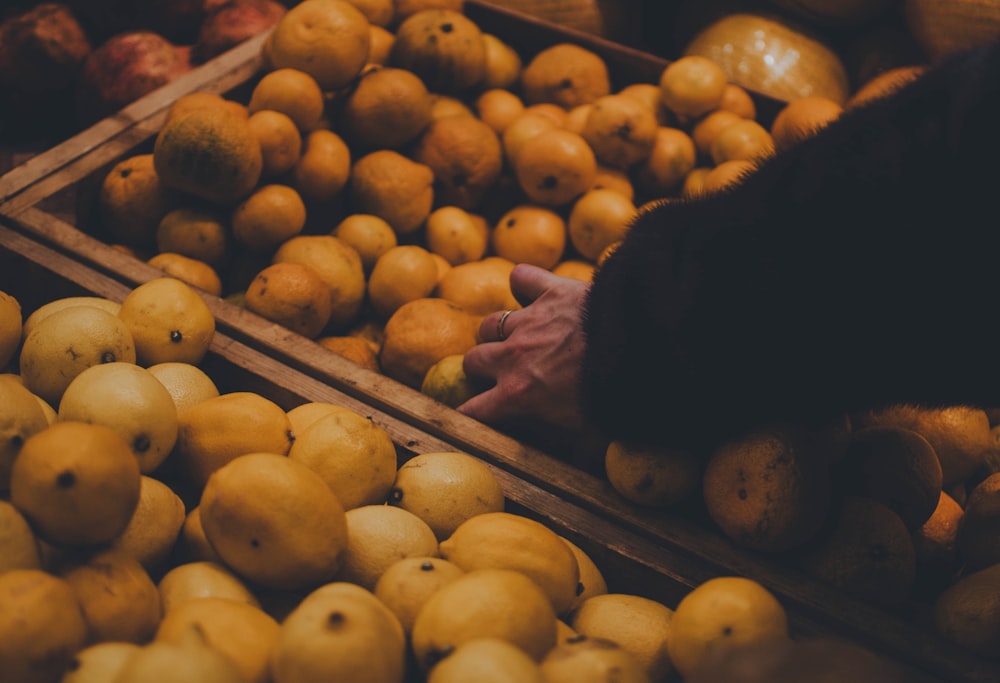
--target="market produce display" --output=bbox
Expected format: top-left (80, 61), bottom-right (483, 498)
top-left (3, 1), bottom-right (1000, 682)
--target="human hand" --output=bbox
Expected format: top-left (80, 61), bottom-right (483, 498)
top-left (457, 263), bottom-right (590, 430)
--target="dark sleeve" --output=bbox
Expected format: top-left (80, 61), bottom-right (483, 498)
top-left (579, 39), bottom-right (1000, 454)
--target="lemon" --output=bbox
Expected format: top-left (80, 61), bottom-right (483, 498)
top-left (62, 641), bottom-right (143, 683)
top-left (111, 474), bottom-right (186, 573)
top-left (0, 569), bottom-right (88, 683)
top-left (147, 361), bottom-right (220, 412)
top-left (199, 452), bottom-right (349, 590)
top-left (570, 593), bottom-right (674, 682)
top-left (0, 376), bottom-right (50, 493)
top-left (439, 511), bottom-right (580, 615)
top-left (58, 547), bottom-right (162, 645)
top-left (287, 408), bottom-right (397, 510)
top-left (10, 421), bottom-right (142, 546)
top-left (117, 277), bottom-right (216, 366)
top-left (0, 290), bottom-right (22, 369)
top-left (19, 296), bottom-right (121, 341)
top-left (420, 355), bottom-right (482, 409)
top-left (271, 581), bottom-right (407, 683)
top-left (541, 635), bottom-right (652, 683)
top-left (604, 439), bottom-right (703, 508)
top-left (336, 504), bottom-right (441, 590)
top-left (561, 536), bottom-right (608, 612)
top-left (115, 622), bottom-right (245, 683)
top-left (411, 568), bottom-right (558, 670)
top-left (372, 556), bottom-right (465, 635)
top-left (666, 576), bottom-right (789, 678)
top-left (285, 401), bottom-right (355, 435)
top-left (175, 391), bottom-right (294, 491)
top-left (155, 596), bottom-right (281, 683)
top-left (158, 561), bottom-right (261, 615)
top-left (178, 506), bottom-right (223, 564)
top-left (57, 361), bottom-right (179, 474)
top-left (0, 499), bottom-right (41, 572)
top-left (19, 304), bottom-right (136, 407)
top-left (389, 451), bottom-right (505, 541)
top-left (428, 638), bottom-right (547, 683)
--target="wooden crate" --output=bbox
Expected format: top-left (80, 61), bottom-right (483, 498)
top-left (0, 4), bottom-right (996, 682)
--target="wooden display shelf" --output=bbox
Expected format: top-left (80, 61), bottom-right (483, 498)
top-left (0, 3), bottom-right (995, 681)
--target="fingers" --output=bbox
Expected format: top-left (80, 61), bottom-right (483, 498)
top-left (509, 263), bottom-right (562, 307)
top-left (477, 308), bottom-right (518, 343)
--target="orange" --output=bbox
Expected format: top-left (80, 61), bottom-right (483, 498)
top-left (99, 153), bottom-right (175, 250)
top-left (247, 67), bottom-right (326, 132)
top-left (702, 425), bottom-right (832, 552)
top-left (411, 115), bottom-right (504, 210)
top-left (845, 65), bottom-right (925, 110)
top-left (913, 489), bottom-right (964, 594)
top-left (367, 23), bottom-right (395, 65)
top-left (604, 439), bottom-right (702, 508)
top-left (367, 245), bottom-right (440, 320)
top-left (681, 166), bottom-right (713, 197)
top-left (347, 0), bottom-right (394, 26)
top-left (513, 128), bottom-right (598, 207)
top-left (267, 0), bottom-right (371, 91)
top-left (317, 335), bottom-right (381, 372)
top-left (291, 129), bottom-right (352, 203)
top-left (147, 253), bottom-right (223, 297)
top-left (567, 188), bottom-right (636, 262)
top-left (164, 92), bottom-right (248, 127)
top-left (338, 65), bottom-right (433, 150)
top-left (155, 206), bottom-right (229, 269)
top-left (580, 94), bottom-right (658, 169)
top-left (424, 205), bottom-right (489, 266)
top-left (429, 93), bottom-right (475, 120)
top-left (379, 297), bottom-right (481, 389)
top-left (500, 110), bottom-right (559, 165)
top-left (667, 576), bottom-right (789, 678)
top-left (481, 32), bottom-right (522, 90)
top-left (244, 261), bottom-right (334, 339)
top-left (617, 81), bottom-right (673, 125)
top-left (491, 204), bottom-right (567, 270)
top-left (247, 109), bottom-right (302, 177)
top-left (933, 563), bottom-right (1000, 659)
top-left (709, 118), bottom-right (775, 164)
top-left (348, 149), bottom-right (436, 235)
top-left (153, 106), bottom-right (263, 205)
top-left (590, 164), bottom-right (635, 201)
top-left (956, 472), bottom-right (1000, 571)
top-left (435, 256), bottom-right (519, 316)
top-left (633, 126), bottom-right (697, 197)
top-left (551, 259), bottom-right (595, 282)
top-left (770, 95), bottom-right (843, 150)
top-left (475, 87), bottom-right (525, 134)
top-left (691, 109), bottom-right (743, 159)
top-left (658, 55), bottom-right (728, 120)
top-left (717, 82), bottom-right (757, 118)
top-left (230, 183), bottom-right (307, 252)
top-left (525, 102), bottom-right (568, 127)
top-left (272, 234), bottom-right (366, 331)
top-left (331, 213), bottom-right (398, 273)
top-left (520, 42), bottom-right (611, 108)
top-left (799, 496), bottom-right (916, 606)
top-left (390, 8), bottom-right (486, 93)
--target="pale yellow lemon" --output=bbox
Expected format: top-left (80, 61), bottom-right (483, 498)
top-left (118, 277), bottom-right (215, 366)
top-left (147, 361), bottom-right (220, 413)
top-left (429, 638), bottom-right (547, 683)
top-left (111, 474), bottom-right (187, 573)
top-left (373, 556), bottom-right (465, 635)
top-left (158, 561), bottom-right (261, 615)
top-left (0, 377), bottom-right (50, 493)
top-left (336, 504), bottom-right (441, 590)
top-left (0, 499), bottom-right (42, 572)
top-left (62, 642), bottom-right (142, 683)
top-left (0, 290), bottom-right (21, 369)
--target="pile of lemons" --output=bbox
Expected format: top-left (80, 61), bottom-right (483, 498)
top-left (0, 283), bottom-right (826, 683)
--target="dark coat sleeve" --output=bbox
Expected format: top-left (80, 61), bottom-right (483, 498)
top-left (580, 39), bottom-right (1000, 454)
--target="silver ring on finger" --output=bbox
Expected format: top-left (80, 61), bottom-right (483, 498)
top-left (497, 309), bottom-right (514, 341)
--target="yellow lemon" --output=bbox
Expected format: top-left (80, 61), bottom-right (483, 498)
top-left (19, 304), bottom-right (136, 407)
top-left (20, 296), bottom-right (120, 341)
top-left (411, 568), bottom-right (558, 670)
top-left (154, 596), bottom-right (280, 683)
top-left (118, 277), bottom-right (216, 366)
top-left (0, 290), bottom-right (21, 369)
top-left (0, 499), bottom-right (42, 572)
top-left (0, 376), bottom-right (50, 493)
top-left (272, 234), bottom-right (367, 331)
top-left (57, 361), bottom-right (179, 474)
top-left (158, 561), bottom-right (261, 615)
top-left (429, 638), bottom-right (547, 683)
top-left (541, 635), bottom-right (652, 683)
top-left (287, 408), bottom-right (397, 510)
top-left (115, 624), bottom-right (244, 683)
top-left (146, 361), bottom-right (220, 413)
top-left (174, 391), bottom-right (294, 491)
top-left (111, 474), bottom-right (187, 573)
top-left (62, 642), bottom-right (142, 683)
top-left (285, 401), bottom-right (355, 435)
top-left (372, 556), bottom-right (465, 635)
top-left (570, 593), bottom-right (674, 682)
top-left (666, 576), bottom-right (789, 678)
top-left (561, 536), bottom-right (608, 612)
top-left (439, 511), bottom-right (580, 616)
top-left (199, 453), bottom-right (349, 590)
top-left (336, 504), bottom-right (441, 590)
top-left (57, 547), bottom-right (162, 645)
top-left (0, 569), bottom-right (88, 683)
top-left (420, 354), bottom-right (482, 409)
top-left (389, 450), bottom-right (505, 541)
top-left (271, 581), bottom-right (406, 683)
top-left (10, 421), bottom-right (141, 547)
